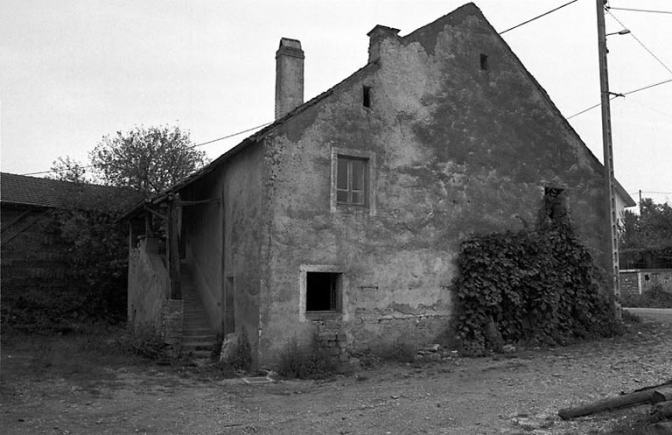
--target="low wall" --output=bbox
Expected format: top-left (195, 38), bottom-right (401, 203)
top-left (620, 269), bottom-right (672, 296)
top-left (128, 238), bottom-right (183, 355)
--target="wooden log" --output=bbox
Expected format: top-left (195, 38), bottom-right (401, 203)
top-left (167, 197), bottom-right (181, 300)
top-left (649, 422), bottom-right (672, 435)
top-left (558, 390), bottom-right (656, 420)
top-left (652, 388), bottom-right (672, 404)
top-left (648, 401), bottom-right (672, 423)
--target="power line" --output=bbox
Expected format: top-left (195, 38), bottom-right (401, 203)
top-left (629, 97), bottom-right (672, 120)
top-left (567, 78), bottom-right (672, 119)
top-left (606, 9), bottom-right (672, 76)
top-left (499, 0), bottom-right (579, 34)
top-left (191, 121), bottom-right (272, 148)
top-left (623, 78), bottom-right (672, 96)
top-left (608, 7), bottom-right (672, 15)
top-left (20, 121), bottom-right (274, 177)
top-left (22, 165), bottom-right (93, 177)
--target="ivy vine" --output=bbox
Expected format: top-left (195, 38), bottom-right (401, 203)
top-left (452, 221), bottom-right (619, 356)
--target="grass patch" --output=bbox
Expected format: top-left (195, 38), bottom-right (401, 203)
top-left (1, 323), bottom-right (150, 383)
top-left (277, 335), bottom-right (340, 379)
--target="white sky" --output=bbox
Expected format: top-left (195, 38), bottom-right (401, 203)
top-left (1, 0), bottom-right (671, 204)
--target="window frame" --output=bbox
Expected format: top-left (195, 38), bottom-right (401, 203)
top-left (330, 147), bottom-right (376, 215)
top-left (336, 156), bottom-right (367, 206)
top-left (299, 265), bottom-right (349, 322)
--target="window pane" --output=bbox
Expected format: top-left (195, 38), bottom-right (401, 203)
top-left (351, 160), bottom-right (364, 190)
top-left (336, 190), bottom-right (348, 203)
top-left (337, 158), bottom-right (348, 190)
top-left (351, 191), bottom-right (364, 205)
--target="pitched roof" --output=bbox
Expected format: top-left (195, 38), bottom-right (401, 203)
top-left (124, 2), bottom-right (636, 215)
top-left (0, 172), bottom-right (142, 212)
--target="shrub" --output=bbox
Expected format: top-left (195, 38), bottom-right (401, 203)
top-left (383, 340), bottom-right (417, 364)
top-left (117, 326), bottom-right (168, 361)
top-left (277, 335), bottom-right (339, 379)
top-left (227, 328), bottom-right (252, 371)
top-left (452, 222), bottom-right (620, 355)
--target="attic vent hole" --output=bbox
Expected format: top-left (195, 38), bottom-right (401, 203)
top-left (363, 86), bottom-right (372, 108)
top-left (480, 53), bottom-right (489, 71)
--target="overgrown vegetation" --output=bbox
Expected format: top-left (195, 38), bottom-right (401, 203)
top-left (452, 217), bottom-right (620, 356)
top-left (51, 207), bottom-right (129, 324)
top-left (2, 194), bottom-right (132, 333)
top-left (223, 328), bottom-right (252, 371)
top-left (276, 335), bottom-right (340, 379)
top-left (621, 284), bottom-right (672, 308)
top-left (620, 199), bottom-right (672, 269)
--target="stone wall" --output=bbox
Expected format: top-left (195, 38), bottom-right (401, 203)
top-left (620, 269), bottom-right (672, 296)
top-left (127, 237), bottom-right (185, 355)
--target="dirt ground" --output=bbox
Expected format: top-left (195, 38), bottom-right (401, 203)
top-left (1, 320), bottom-right (671, 435)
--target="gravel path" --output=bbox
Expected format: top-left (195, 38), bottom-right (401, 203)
top-left (2, 320), bottom-right (671, 435)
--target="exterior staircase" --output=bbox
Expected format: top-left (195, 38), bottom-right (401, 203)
top-left (180, 265), bottom-right (217, 361)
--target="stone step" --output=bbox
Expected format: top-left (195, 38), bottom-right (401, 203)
top-left (182, 325), bottom-right (215, 337)
top-left (182, 336), bottom-right (215, 344)
top-left (182, 312), bottom-right (209, 318)
top-left (183, 318), bottom-right (210, 324)
top-left (182, 342), bottom-right (215, 351)
top-left (183, 349), bottom-right (212, 359)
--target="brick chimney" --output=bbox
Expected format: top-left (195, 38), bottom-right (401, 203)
top-left (367, 25), bottom-right (400, 63)
top-left (275, 38), bottom-right (304, 119)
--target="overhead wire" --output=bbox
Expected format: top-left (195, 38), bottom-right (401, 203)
top-left (606, 9), bottom-right (672, 76)
top-left (608, 7), bottom-right (672, 15)
top-left (190, 121), bottom-right (272, 148)
top-left (20, 121), bottom-right (274, 176)
top-left (18, 1), bottom-right (669, 177)
top-left (628, 98), bottom-right (672, 120)
top-left (499, 0), bottom-right (579, 34)
top-left (567, 78), bottom-right (672, 119)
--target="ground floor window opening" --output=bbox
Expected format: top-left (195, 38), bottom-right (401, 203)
top-left (306, 272), bottom-right (341, 312)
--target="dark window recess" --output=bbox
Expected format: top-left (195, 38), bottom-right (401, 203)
top-left (363, 86), bottom-right (372, 108)
top-left (480, 53), bottom-right (489, 71)
top-left (543, 187), bottom-right (568, 223)
top-left (337, 156), bottom-right (367, 205)
top-left (306, 272), bottom-right (340, 311)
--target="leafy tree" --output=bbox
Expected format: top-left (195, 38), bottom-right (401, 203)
top-left (620, 199), bottom-right (672, 249)
top-left (49, 156), bottom-right (90, 183)
top-left (89, 125), bottom-right (207, 196)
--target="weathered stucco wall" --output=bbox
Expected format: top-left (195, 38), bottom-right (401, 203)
top-left (181, 142), bottom-right (266, 363)
top-left (127, 238), bottom-right (170, 333)
top-left (222, 143), bottom-right (266, 363)
top-left (257, 4), bottom-right (608, 365)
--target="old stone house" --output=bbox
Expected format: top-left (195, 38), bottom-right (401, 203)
top-left (124, 3), bottom-right (635, 367)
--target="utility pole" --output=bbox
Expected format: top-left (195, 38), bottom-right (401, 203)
top-left (595, 0), bottom-right (621, 320)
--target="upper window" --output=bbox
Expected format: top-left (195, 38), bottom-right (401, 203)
top-left (362, 86), bottom-right (372, 108)
top-left (541, 187), bottom-right (568, 225)
top-left (337, 156), bottom-right (367, 205)
top-left (330, 147), bottom-right (376, 215)
top-left (480, 53), bottom-right (489, 71)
